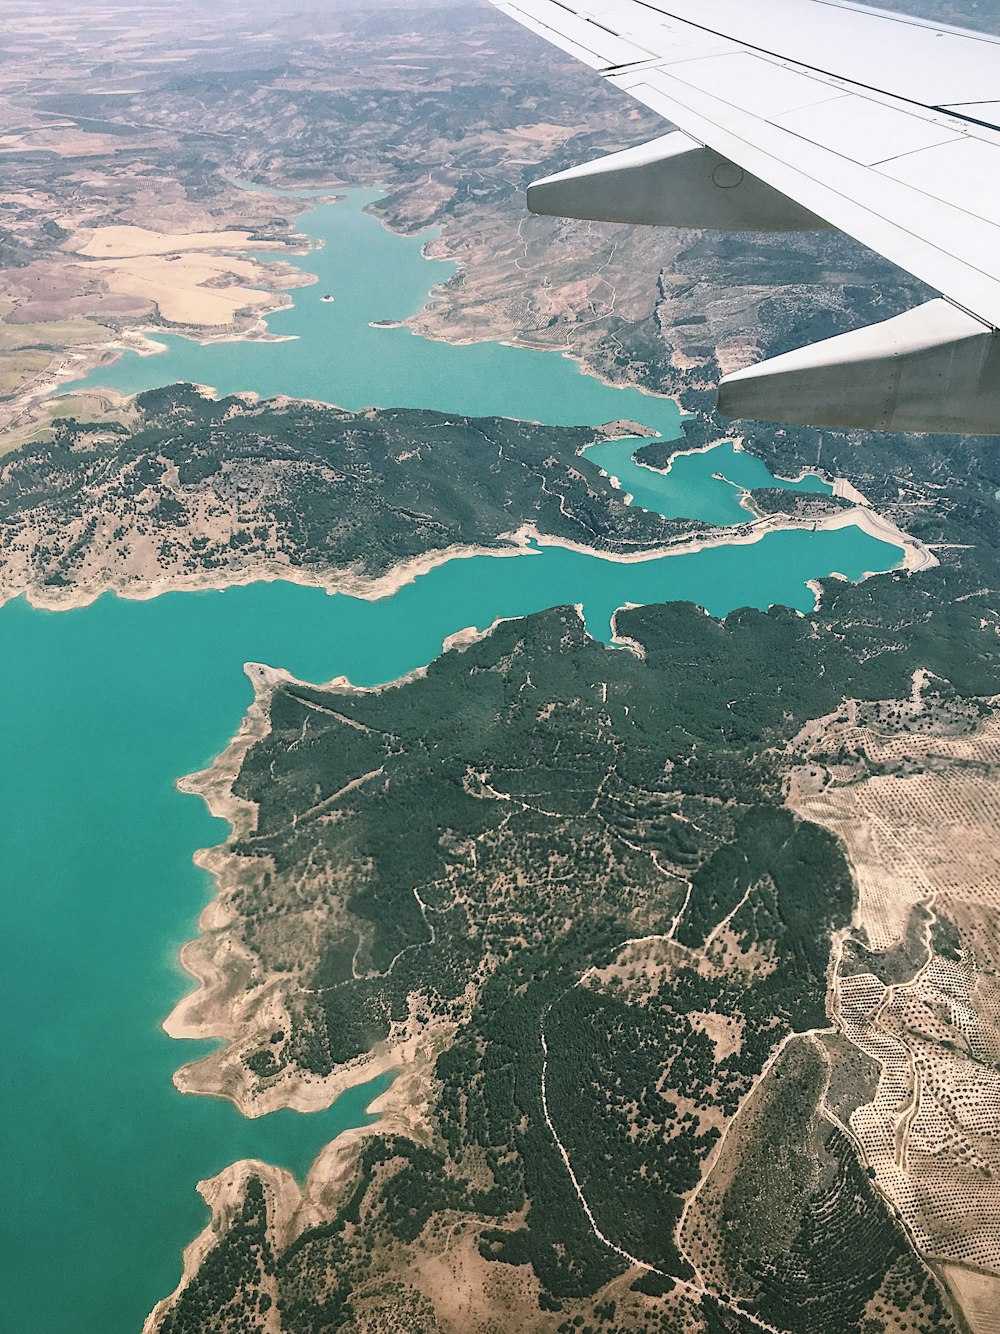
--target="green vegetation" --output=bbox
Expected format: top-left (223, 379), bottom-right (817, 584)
top-left (0, 383), bottom-right (690, 597)
top-left (7, 4), bottom-right (994, 1329)
top-left (177, 494), bottom-right (997, 1325)
top-left (21, 383), bottom-right (993, 1333)
top-left (744, 487), bottom-right (851, 520)
top-left (159, 1177), bottom-right (275, 1334)
top-left (689, 1038), bottom-right (953, 1334)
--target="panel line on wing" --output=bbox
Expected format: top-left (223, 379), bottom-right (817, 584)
top-left (624, 75), bottom-right (1000, 320)
top-left (627, 0), bottom-right (934, 108)
top-left (814, 0), bottom-right (1000, 45)
top-left (616, 0), bottom-right (1000, 114)
top-left (601, 58), bottom-right (659, 73)
top-left (935, 106), bottom-right (1000, 132)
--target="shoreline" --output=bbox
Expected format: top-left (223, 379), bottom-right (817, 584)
top-left (4, 534), bottom-right (535, 616)
top-left (33, 180), bottom-right (690, 443)
top-left (0, 215), bottom-right (322, 451)
top-left (6, 169), bottom-right (939, 1296)
top-left (2, 170), bottom-right (960, 1334)
top-left (3, 501), bottom-right (930, 621)
top-left (526, 502), bottom-right (931, 573)
top-left (141, 1029), bottom-right (443, 1333)
top-left (164, 659), bottom-right (466, 1119)
top-left (0, 293), bottom-right (305, 453)
top-left (2, 447), bottom-right (934, 617)
top-left (136, 476), bottom-right (934, 1318)
top-left (647, 433), bottom-right (830, 489)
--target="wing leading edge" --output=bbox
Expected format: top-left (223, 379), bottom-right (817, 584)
top-left (488, 0), bottom-right (1000, 435)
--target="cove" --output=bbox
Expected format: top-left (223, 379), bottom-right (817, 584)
top-left (68, 188), bottom-right (828, 528)
top-left (0, 574), bottom-right (393, 1334)
top-left (582, 437), bottom-right (832, 525)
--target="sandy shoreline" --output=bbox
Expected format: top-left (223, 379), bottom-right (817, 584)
top-left (136, 482), bottom-right (934, 1324)
top-left (526, 502), bottom-right (932, 573)
top-left (718, 435), bottom-right (833, 489)
top-left (6, 534), bottom-right (533, 615)
top-left (49, 179), bottom-right (691, 434)
top-left (4, 175), bottom-right (948, 1332)
top-left (141, 1026), bottom-right (443, 1332)
top-left (11, 174), bottom-right (937, 1307)
top-left (0, 294), bottom-right (306, 453)
top-left (0, 207), bottom-right (322, 452)
top-left (163, 657), bottom-right (467, 1121)
top-left (5, 487), bottom-right (934, 618)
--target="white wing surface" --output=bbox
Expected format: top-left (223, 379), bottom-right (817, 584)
top-left (487, 0), bottom-right (1000, 435)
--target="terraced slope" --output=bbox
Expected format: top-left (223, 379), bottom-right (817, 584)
top-left (789, 696), bottom-right (1000, 1325)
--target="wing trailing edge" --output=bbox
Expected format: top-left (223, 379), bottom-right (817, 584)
top-left (527, 132), bottom-right (829, 231)
top-left (719, 300), bottom-right (1000, 436)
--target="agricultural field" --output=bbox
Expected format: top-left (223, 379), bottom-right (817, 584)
top-left (789, 697), bottom-right (1000, 1325)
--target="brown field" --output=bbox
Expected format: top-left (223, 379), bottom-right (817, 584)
top-left (936, 1263), bottom-right (1000, 1334)
top-left (62, 227), bottom-right (289, 327)
top-left (789, 700), bottom-right (1000, 1286)
top-left (73, 254), bottom-right (278, 326)
top-left (66, 225), bottom-right (279, 259)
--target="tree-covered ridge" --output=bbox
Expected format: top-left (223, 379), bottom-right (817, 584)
top-left (159, 1176), bottom-right (277, 1334)
top-left (0, 383), bottom-right (689, 606)
top-left (226, 599), bottom-right (880, 1093)
top-left (161, 517), bottom-right (1000, 1329)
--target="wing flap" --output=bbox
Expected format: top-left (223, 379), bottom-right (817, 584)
top-left (665, 51), bottom-right (846, 118)
top-left (772, 95), bottom-right (959, 166)
top-left (880, 137), bottom-right (1000, 221)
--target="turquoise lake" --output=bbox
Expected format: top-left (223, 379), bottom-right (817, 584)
top-left (69, 188), bottom-right (829, 528)
top-left (2, 188), bottom-right (903, 1333)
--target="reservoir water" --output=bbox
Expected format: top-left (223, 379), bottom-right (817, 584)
top-left (2, 188), bottom-right (902, 1333)
top-left (70, 189), bottom-right (829, 528)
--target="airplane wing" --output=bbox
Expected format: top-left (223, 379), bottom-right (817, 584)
top-left (486, 0), bottom-right (1000, 435)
